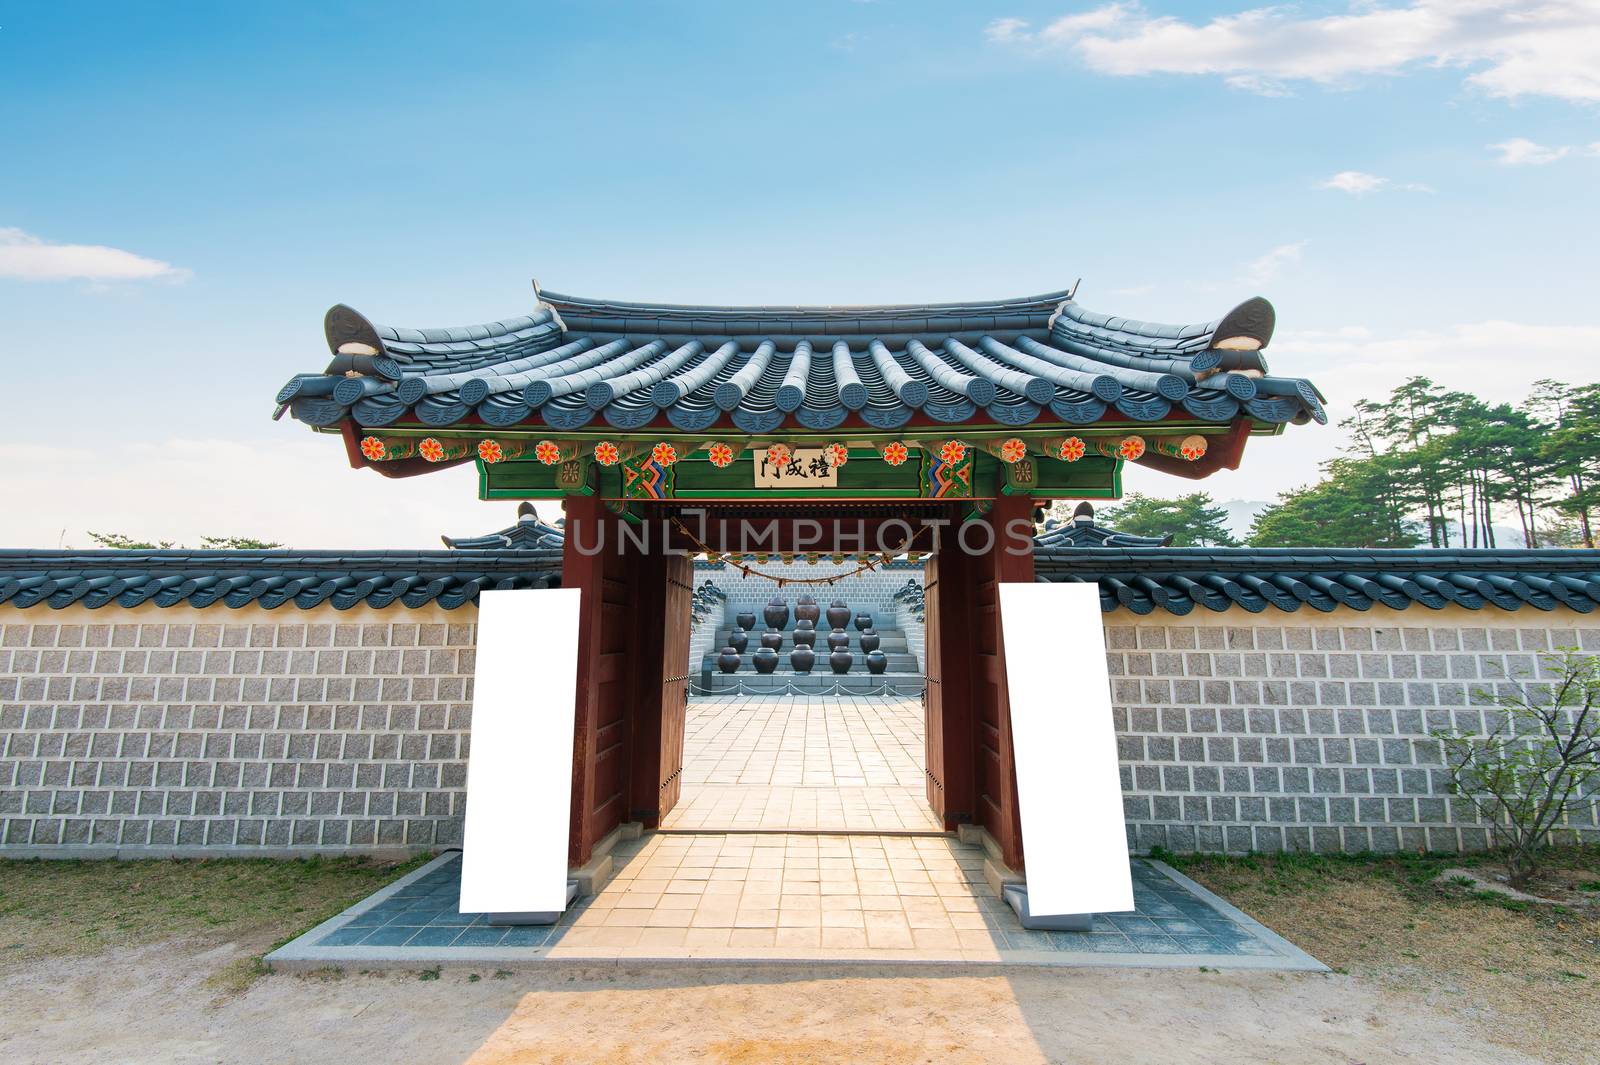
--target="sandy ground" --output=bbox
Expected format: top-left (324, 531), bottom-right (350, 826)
top-left (0, 937), bottom-right (1564, 1065)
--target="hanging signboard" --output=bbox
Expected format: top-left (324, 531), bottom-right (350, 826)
top-left (753, 448), bottom-right (839, 488)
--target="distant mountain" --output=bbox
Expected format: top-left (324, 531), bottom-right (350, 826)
top-left (1218, 500), bottom-right (1270, 540)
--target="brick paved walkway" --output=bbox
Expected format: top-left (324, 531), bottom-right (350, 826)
top-left (663, 693), bottom-right (939, 832)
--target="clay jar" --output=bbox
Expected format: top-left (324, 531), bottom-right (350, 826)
top-left (859, 629), bottom-right (880, 653)
top-left (727, 631), bottom-right (748, 654)
top-left (825, 601), bottom-right (851, 630)
top-left (717, 648), bottom-right (741, 674)
top-left (752, 648), bottom-right (779, 674)
top-left (791, 621), bottom-right (816, 647)
top-left (736, 611), bottom-right (757, 631)
top-left (829, 649), bottom-right (853, 674)
top-left (827, 630), bottom-right (851, 652)
top-left (795, 595), bottom-right (821, 625)
top-left (866, 650), bottom-right (888, 675)
top-left (760, 630), bottom-right (784, 651)
top-left (853, 612), bottom-right (873, 632)
top-left (763, 597), bottom-right (789, 630)
top-left (790, 646), bottom-right (816, 673)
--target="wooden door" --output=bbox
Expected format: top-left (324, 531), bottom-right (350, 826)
top-left (923, 554), bottom-right (948, 817)
top-left (656, 553), bottom-right (693, 819)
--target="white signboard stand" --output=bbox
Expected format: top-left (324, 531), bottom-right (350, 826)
top-left (998, 582), bottom-right (1134, 928)
top-left (459, 587), bottom-right (582, 923)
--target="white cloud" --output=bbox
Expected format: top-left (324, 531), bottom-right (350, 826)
top-left (1317, 170), bottom-right (1388, 194)
top-left (1241, 241), bottom-right (1305, 285)
top-left (1490, 136), bottom-right (1573, 164)
top-left (0, 227), bottom-right (191, 282)
top-left (1276, 320), bottom-right (1600, 420)
top-left (1127, 316), bottom-right (1600, 502)
top-left (988, 1), bottom-right (1600, 103)
top-left (1316, 170), bottom-right (1435, 193)
top-left (0, 436), bottom-right (504, 550)
top-left (985, 16), bottom-right (1030, 43)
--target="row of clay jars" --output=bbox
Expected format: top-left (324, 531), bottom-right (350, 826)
top-left (736, 599), bottom-right (863, 633)
top-left (715, 647), bottom-right (890, 674)
top-left (726, 625), bottom-right (878, 654)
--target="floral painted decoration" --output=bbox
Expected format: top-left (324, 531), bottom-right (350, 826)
top-left (824, 442), bottom-right (849, 468)
top-left (477, 439), bottom-right (504, 464)
top-left (1118, 436), bottom-right (1146, 461)
top-left (882, 441), bottom-right (909, 466)
top-left (593, 441), bottom-right (620, 466)
top-left (999, 438), bottom-right (1027, 463)
top-left (707, 442), bottom-right (735, 468)
top-left (939, 440), bottom-right (967, 465)
top-left (534, 440), bottom-right (562, 466)
top-left (1180, 437), bottom-right (1208, 461)
top-left (1057, 436), bottom-right (1086, 462)
top-left (766, 443), bottom-right (791, 467)
top-left (419, 437), bottom-right (445, 463)
top-left (652, 442), bottom-right (678, 467)
top-left (359, 436), bottom-right (387, 461)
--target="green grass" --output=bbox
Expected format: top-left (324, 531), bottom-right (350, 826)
top-left (1150, 844), bottom-right (1599, 908)
top-left (0, 854), bottom-right (429, 979)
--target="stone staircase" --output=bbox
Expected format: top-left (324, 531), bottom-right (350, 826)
top-left (695, 604), bottom-right (924, 694)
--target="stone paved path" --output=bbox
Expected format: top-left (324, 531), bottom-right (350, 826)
top-left (663, 693), bottom-right (938, 832)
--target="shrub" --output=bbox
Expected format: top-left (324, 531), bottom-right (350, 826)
top-left (1434, 647), bottom-right (1600, 887)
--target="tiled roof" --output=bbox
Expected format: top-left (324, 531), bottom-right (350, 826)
top-left (0, 549), bottom-right (561, 611)
top-left (440, 503), bottom-right (566, 550)
top-left (276, 284), bottom-right (1325, 434)
top-left (1034, 547), bottom-right (1600, 616)
top-left (1036, 503), bottom-right (1174, 548)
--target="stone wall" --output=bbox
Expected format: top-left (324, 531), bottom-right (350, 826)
top-left (1108, 607), bottom-right (1600, 854)
top-left (1, 603), bottom-right (476, 857)
top-left (7, 596), bottom-right (1598, 859)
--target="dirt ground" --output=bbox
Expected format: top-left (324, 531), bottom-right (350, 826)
top-left (0, 942), bottom-right (1567, 1065)
top-left (2, 854), bottom-right (1596, 1064)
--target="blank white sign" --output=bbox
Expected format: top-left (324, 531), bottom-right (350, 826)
top-left (459, 587), bottom-right (581, 915)
top-left (998, 582), bottom-right (1134, 916)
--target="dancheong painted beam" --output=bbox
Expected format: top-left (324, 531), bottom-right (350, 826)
top-left (271, 280), bottom-right (1324, 502)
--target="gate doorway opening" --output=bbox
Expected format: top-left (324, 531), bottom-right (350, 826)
top-left (559, 497), bottom-right (1034, 873)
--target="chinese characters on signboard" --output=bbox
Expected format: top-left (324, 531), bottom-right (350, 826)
top-left (754, 448), bottom-right (840, 488)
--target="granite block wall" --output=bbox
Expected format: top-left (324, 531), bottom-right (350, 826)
top-left (7, 599), bottom-right (1597, 859)
top-left (1108, 607), bottom-right (1600, 854)
top-left (0, 604), bottom-right (476, 857)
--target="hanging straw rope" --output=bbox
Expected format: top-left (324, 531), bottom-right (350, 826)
top-left (669, 517), bottom-right (931, 587)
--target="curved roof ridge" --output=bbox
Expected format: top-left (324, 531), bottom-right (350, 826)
top-left (535, 286), bottom-right (1075, 320)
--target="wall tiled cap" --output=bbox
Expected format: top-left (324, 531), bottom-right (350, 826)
top-left (0, 549), bottom-right (561, 611)
top-left (1037, 546), bottom-right (1600, 617)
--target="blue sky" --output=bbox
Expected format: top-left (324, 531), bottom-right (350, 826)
top-left (2, 1), bottom-right (1597, 546)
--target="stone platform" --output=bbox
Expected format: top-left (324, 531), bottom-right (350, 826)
top-left (265, 844), bottom-right (1323, 970)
